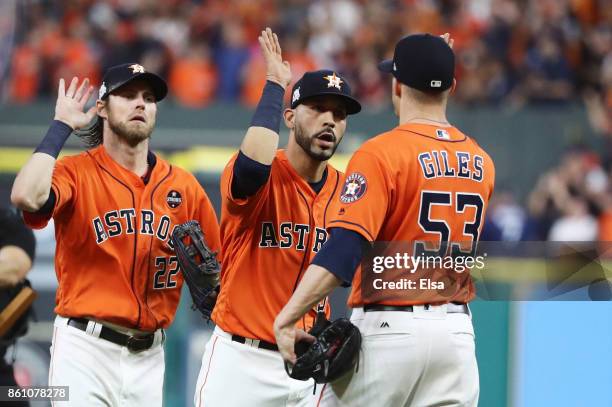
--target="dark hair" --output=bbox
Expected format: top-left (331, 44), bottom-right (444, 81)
top-left (75, 116), bottom-right (103, 148)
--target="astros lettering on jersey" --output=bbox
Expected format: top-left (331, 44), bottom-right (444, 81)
top-left (23, 145), bottom-right (221, 331)
top-left (213, 150), bottom-right (340, 343)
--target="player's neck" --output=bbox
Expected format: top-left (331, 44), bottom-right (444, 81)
top-left (398, 100), bottom-right (449, 126)
top-left (286, 143), bottom-right (327, 183)
top-left (103, 133), bottom-right (149, 177)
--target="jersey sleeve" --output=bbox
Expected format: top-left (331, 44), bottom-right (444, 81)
top-left (220, 152), bottom-right (271, 220)
top-left (23, 156), bottom-right (78, 229)
top-left (327, 149), bottom-right (391, 242)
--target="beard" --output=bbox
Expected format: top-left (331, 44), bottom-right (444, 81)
top-left (107, 112), bottom-right (155, 147)
top-left (294, 122), bottom-right (341, 162)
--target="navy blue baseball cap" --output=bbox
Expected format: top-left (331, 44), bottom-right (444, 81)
top-left (290, 69), bottom-right (361, 115)
top-left (98, 63), bottom-right (168, 101)
top-left (378, 34), bottom-right (455, 92)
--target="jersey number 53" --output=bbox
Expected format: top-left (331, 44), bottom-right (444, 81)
top-left (416, 190), bottom-right (484, 257)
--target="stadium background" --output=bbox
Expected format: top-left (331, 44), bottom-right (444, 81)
top-left (1, 0), bottom-right (612, 405)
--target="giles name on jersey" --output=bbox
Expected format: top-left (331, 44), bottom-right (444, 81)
top-left (418, 150), bottom-right (484, 181)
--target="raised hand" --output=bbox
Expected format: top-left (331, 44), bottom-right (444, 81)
top-left (440, 32), bottom-right (455, 49)
top-left (54, 77), bottom-right (97, 130)
top-left (258, 27), bottom-right (292, 89)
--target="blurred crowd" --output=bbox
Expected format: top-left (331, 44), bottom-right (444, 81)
top-left (3, 0), bottom-right (610, 114)
top-left (484, 145), bottom-right (612, 242)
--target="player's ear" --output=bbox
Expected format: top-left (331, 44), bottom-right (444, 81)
top-left (283, 108), bottom-right (295, 129)
top-left (450, 78), bottom-right (457, 94)
top-left (393, 78), bottom-right (401, 98)
top-left (97, 99), bottom-right (107, 120)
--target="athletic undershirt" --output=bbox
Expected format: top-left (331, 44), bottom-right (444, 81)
top-left (232, 151), bottom-right (329, 197)
top-left (311, 227), bottom-right (366, 285)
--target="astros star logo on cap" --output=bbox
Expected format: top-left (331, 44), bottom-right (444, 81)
top-left (324, 73), bottom-right (343, 90)
top-left (129, 64), bottom-right (145, 74)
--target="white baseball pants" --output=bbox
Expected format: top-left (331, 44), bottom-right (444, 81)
top-left (194, 326), bottom-right (319, 407)
top-left (317, 304), bottom-right (479, 407)
top-left (49, 315), bottom-right (165, 406)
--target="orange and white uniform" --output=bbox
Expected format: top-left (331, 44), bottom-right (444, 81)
top-left (317, 123), bottom-right (495, 407)
top-left (24, 145), bottom-right (220, 406)
top-left (195, 150), bottom-right (341, 406)
top-left (332, 123), bottom-right (494, 307)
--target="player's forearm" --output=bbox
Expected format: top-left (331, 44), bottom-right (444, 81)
top-left (240, 81), bottom-right (285, 165)
top-left (12, 120), bottom-right (72, 212)
top-left (240, 128), bottom-right (280, 165)
top-left (276, 265), bottom-right (342, 328)
top-left (11, 153), bottom-right (57, 212)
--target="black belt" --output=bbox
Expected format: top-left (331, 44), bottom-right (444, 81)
top-left (364, 302), bottom-right (469, 314)
top-left (231, 334), bottom-right (278, 351)
top-left (67, 317), bottom-right (156, 352)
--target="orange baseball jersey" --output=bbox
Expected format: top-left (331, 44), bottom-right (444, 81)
top-left (23, 145), bottom-right (221, 331)
top-left (328, 123), bottom-right (495, 307)
top-left (213, 150), bottom-right (339, 343)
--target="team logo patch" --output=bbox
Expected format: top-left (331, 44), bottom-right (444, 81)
top-left (166, 190), bottom-right (182, 208)
top-left (340, 173), bottom-right (367, 204)
top-left (99, 82), bottom-right (107, 99)
top-left (292, 87), bottom-right (300, 104)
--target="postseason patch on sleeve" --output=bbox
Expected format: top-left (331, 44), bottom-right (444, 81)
top-left (340, 173), bottom-right (367, 203)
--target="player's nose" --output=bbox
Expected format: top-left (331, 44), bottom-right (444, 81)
top-left (133, 92), bottom-right (147, 108)
top-left (319, 110), bottom-right (336, 127)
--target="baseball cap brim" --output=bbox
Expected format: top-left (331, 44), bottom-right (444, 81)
top-left (378, 59), bottom-right (394, 73)
top-left (107, 72), bottom-right (168, 102)
top-left (297, 92), bottom-right (362, 115)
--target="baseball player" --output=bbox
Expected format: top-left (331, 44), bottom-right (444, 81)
top-left (193, 28), bottom-right (361, 406)
top-left (275, 33), bottom-right (495, 406)
top-left (11, 63), bottom-right (221, 406)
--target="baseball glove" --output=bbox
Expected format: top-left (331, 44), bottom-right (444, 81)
top-left (286, 314), bottom-right (362, 383)
top-left (171, 220), bottom-right (221, 320)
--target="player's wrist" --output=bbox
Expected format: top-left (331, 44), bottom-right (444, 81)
top-left (265, 76), bottom-right (289, 90)
top-left (250, 81), bottom-right (285, 134)
top-left (274, 311), bottom-right (296, 332)
top-left (52, 116), bottom-right (75, 131)
top-left (34, 120), bottom-right (73, 158)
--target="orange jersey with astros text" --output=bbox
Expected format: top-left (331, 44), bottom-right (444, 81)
top-left (328, 123), bottom-right (495, 307)
top-left (24, 145), bottom-right (221, 331)
top-left (213, 150), bottom-right (339, 343)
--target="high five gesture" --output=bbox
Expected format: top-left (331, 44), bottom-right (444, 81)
top-left (54, 77), bottom-right (96, 130)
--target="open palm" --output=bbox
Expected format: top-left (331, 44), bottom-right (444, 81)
top-left (259, 28), bottom-right (292, 89)
top-left (54, 77), bottom-right (97, 130)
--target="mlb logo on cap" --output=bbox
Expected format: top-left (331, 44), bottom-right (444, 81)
top-left (378, 33), bottom-right (455, 92)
